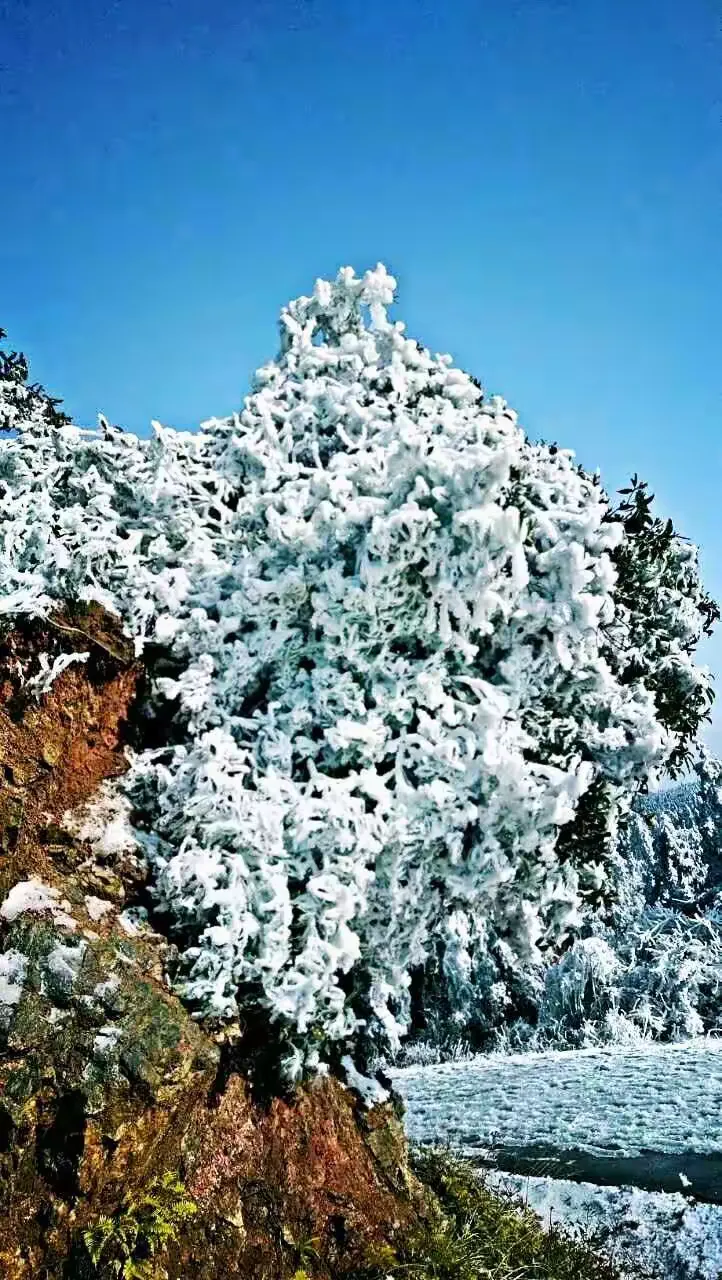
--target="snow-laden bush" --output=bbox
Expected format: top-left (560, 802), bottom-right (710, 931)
top-left (474, 757), bottom-right (722, 1055)
top-left (403, 758), bottom-right (722, 1061)
top-left (529, 904), bottom-right (722, 1048)
top-left (608, 752), bottom-right (722, 928)
top-left (0, 268), bottom-right (716, 1074)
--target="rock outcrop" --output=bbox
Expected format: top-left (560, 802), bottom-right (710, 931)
top-left (0, 609), bottom-right (427, 1279)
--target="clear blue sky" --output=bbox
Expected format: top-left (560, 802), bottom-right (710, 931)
top-left (2, 0), bottom-right (721, 746)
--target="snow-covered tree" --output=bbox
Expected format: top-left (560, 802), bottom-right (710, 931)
top-left (610, 752), bottom-right (722, 921)
top-left (473, 757), bottom-right (722, 1056)
top-left (0, 327), bottom-right (69, 435)
top-left (0, 267), bottom-right (716, 1076)
top-left (604, 480), bottom-right (718, 777)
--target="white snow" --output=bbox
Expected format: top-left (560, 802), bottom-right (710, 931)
top-left (93, 974), bottom-right (120, 1001)
top-left (392, 1038), bottom-right (722, 1158)
top-left (84, 896), bottom-right (114, 922)
top-left (65, 782), bottom-right (139, 860)
top-left (43, 939), bottom-right (87, 992)
top-left (117, 906), bottom-right (148, 936)
top-left (0, 949), bottom-right (27, 1021)
top-left (0, 879), bottom-right (76, 930)
top-left (92, 1025), bottom-right (122, 1058)
top-left (396, 1041), bottom-right (722, 1275)
top-left (341, 1054), bottom-right (390, 1106)
top-left (487, 1171), bottom-right (722, 1280)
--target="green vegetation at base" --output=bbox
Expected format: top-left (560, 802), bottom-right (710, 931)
top-left (356, 1147), bottom-right (649, 1280)
top-left (83, 1171), bottom-right (197, 1279)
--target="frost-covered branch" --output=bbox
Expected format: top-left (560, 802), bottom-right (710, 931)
top-left (0, 269), bottom-right (715, 1074)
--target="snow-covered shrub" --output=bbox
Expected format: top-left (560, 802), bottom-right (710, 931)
top-left (620, 906), bottom-right (722, 1039)
top-left (530, 904), bottom-right (722, 1048)
top-left (610, 752), bottom-right (722, 927)
top-left (412, 758), bottom-right (722, 1059)
top-left (527, 936), bottom-right (624, 1048)
top-left (497, 764), bottom-right (722, 1054)
top-left (0, 268), bottom-right (716, 1075)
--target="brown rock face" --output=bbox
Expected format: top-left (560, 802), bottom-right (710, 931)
top-left (0, 605), bottom-right (140, 900)
top-left (180, 1074), bottom-right (415, 1279)
top-left (0, 611), bottom-right (426, 1279)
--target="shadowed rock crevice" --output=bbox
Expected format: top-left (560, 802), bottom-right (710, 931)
top-left (36, 1091), bottom-right (87, 1197)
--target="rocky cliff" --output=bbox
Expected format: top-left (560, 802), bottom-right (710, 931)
top-left (0, 608), bottom-right (428, 1280)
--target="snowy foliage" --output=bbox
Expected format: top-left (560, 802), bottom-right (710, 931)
top-left (603, 480), bottom-right (718, 776)
top-left (612, 753), bottom-right (722, 924)
top-left (531, 906), bottom-right (722, 1047)
top-left (0, 269), bottom-right (715, 1073)
top-left (485, 756), bottom-right (722, 1053)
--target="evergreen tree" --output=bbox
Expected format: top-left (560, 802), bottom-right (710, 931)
top-left (0, 272), bottom-right (716, 1076)
top-left (0, 328), bottom-right (69, 433)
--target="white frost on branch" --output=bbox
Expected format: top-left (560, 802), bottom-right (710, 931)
top-left (26, 649), bottom-right (89, 696)
top-left (0, 266), bottom-right (712, 1071)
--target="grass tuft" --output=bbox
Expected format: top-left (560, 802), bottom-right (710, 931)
top-left (350, 1146), bottom-right (654, 1280)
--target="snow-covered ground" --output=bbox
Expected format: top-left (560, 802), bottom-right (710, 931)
top-left (392, 1037), bottom-right (722, 1167)
top-left (487, 1172), bottom-right (722, 1280)
top-left (392, 1038), bottom-right (722, 1278)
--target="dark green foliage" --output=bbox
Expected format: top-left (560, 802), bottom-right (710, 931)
top-left (604, 475), bottom-right (719, 776)
top-left (0, 326), bottom-right (70, 433)
top-left (82, 1171), bottom-right (197, 1279)
top-left (352, 1147), bottom-right (648, 1280)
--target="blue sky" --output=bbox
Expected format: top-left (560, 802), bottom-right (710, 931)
top-left (2, 0), bottom-right (721, 745)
